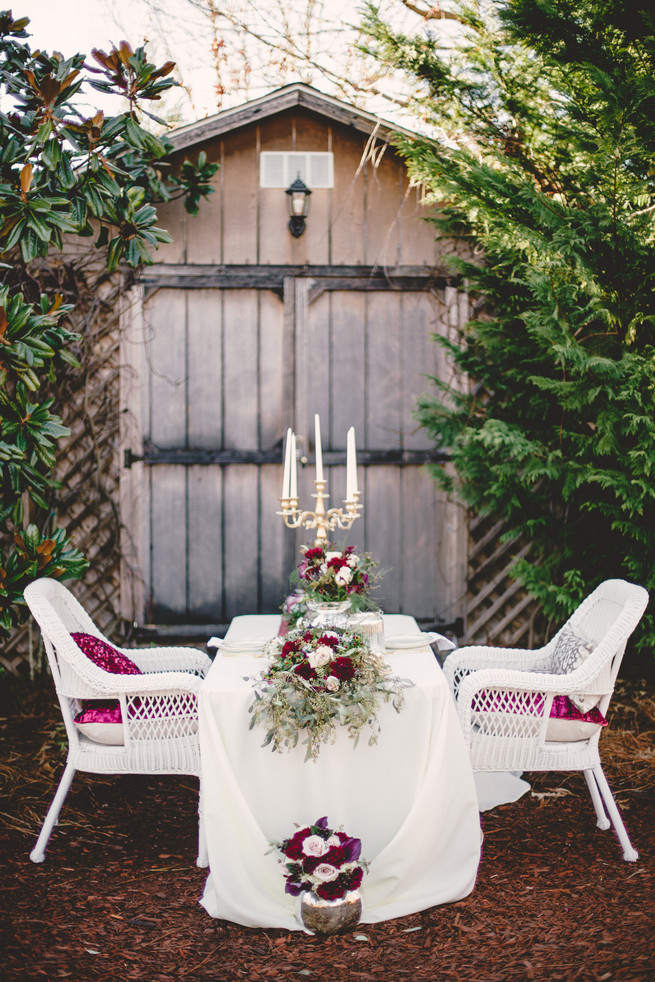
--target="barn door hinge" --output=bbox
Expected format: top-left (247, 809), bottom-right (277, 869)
top-left (124, 448), bottom-right (144, 469)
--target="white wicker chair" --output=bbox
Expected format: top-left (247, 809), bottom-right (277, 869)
top-left (443, 579), bottom-right (649, 861)
top-left (24, 577), bottom-right (212, 866)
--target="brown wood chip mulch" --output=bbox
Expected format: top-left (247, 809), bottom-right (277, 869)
top-left (1, 678), bottom-right (653, 982)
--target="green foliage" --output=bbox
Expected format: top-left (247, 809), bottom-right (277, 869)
top-left (0, 523), bottom-right (87, 634)
top-left (363, 0), bottom-right (655, 653)
top-left (0, 11), bottom-right (218, 639)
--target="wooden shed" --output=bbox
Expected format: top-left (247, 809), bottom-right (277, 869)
top-left (118, 83), bottom-right (470, 639)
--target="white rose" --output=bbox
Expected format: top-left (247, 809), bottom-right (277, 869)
top-left (302, 835), bottom-right (328, 857)
top-left (347, 554), bottom-right (359, 567)
top-left (325, 551), bottom-right (342, 562)
top-left (308, 644), bottom-right (334, 669)
top-left (320, 563), bottom-right (328, 574)
top-left (326, 834), bottom-right (341, 847)
top-left (334, 567), bottom-right (353, 586)
top-left (312, 863), bottom-right (339, 882)
top-left (325, 676), bottom-right (340, 692)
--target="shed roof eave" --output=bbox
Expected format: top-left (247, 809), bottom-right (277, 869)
top-left (167, 82), bottom-right (418, 151)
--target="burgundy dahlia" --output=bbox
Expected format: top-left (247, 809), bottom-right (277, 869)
top-left (331, 656), bottom-right (355, 681)
top-left (316, 879), bottom-right (347, 901)
top-left (342, 866), bottom-right (364, 891)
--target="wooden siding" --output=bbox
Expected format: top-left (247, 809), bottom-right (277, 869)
top-left (154, 109), bottom-right (438, 269)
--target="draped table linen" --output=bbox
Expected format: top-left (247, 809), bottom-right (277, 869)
top-left (199, 614), bottom-right (482, 929)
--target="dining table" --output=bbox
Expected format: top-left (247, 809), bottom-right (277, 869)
top-left (197, 612), bottom-right (487, 930)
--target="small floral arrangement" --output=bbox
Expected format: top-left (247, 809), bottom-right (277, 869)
top-left (249, 625), bottom-right (412, 761)
top-left (280, 590), bottom-right (307, 632)
top-left (271, 816), bottom-right (368, 901)
top-left (290, 541), bottom-right (383, 610)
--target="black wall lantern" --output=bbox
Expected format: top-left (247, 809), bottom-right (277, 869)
top-left (286, 174), bottom-right (311, 238)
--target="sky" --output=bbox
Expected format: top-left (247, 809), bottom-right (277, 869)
top-left (19, 0), bottom-right (218, 120)
top-left (17, 0), bottom-right (374, 124)
top-left (18, 0), bottom-right (153, 58)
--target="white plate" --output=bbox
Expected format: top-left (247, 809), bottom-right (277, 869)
top-left (385, 632), bottom-right (455, 652)
top-left (208, 636), bottom-right (270, 656)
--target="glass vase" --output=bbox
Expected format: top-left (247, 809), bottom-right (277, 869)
top-left (347, 609), bottom-right (385, 655)
top-left (300, 889), bottom-right (362, 935)
top-left (304, 600), bottom-right (351, 631)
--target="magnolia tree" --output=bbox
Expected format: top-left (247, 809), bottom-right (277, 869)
top-left (362, 0), bottom-right (655, 652)
top-left (0, 12), bottom-right (217, 638)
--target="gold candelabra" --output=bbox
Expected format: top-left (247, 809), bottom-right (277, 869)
top-left (278, 416), bottom-right (362, 543)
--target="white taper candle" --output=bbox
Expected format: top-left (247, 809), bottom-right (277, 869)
top-left (282, 427), bottom-right (292, 498)
top-left (314, 414), bottom-right (324, 482)
top-left (290, 431), bottom-right (298, 499)
top-left (346, 427), bottom-right (357, 500)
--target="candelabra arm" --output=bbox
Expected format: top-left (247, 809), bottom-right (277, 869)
top-left (277, 488), bottom-right (361, 542)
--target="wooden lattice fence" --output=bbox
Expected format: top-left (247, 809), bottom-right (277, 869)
top-left (463, 511), bottom-right (548, 649)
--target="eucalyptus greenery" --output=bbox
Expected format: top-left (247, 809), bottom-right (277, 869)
top-left (249, 626), bottom-right (413, 762)
top-left (0, 12), bottom-right (217, 637)
top-left (362, 0), bottom-right (655, 652)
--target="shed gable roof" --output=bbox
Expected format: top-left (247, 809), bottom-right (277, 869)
top-left (168, 82), bottom-right (413, 152)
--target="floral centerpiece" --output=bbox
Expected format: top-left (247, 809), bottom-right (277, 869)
top-left (271, 816), bottom-right (367, 901)
top-left (280, 590), bottom-right (307, 632)
top-left (281, 541), bottom-right (383, 631)
top-left (295, 541), bottom-right (381, 606)
top-left (250, 625), bottom-right (412, 761)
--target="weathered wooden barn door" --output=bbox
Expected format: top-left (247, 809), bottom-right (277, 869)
top-left (120, 274), bottom-right (466, 634)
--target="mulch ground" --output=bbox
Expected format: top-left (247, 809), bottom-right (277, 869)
top-left (1, 677), bottom-right (654, 982)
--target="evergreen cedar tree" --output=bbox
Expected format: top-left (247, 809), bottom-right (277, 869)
top-left (362, 0), bottom-right (655, 655)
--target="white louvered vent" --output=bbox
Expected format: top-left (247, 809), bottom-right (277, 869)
top-left (260, 152), bottom-right (334, 189)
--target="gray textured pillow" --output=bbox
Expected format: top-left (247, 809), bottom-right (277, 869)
top-left (552, 625), bottom-right (594, 674)
top-left (551, 625), bottom-right (598, 712)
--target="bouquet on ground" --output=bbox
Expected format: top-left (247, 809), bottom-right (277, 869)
top-left (271, 816), bottom-right (368, 901)
top-left (250, 625), bottom-right (413, 761)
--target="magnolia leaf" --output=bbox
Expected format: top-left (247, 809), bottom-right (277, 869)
top-left (20, 163), bottom-right (33, 194)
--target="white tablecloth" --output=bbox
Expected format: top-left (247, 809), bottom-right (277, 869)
top-left (198, 614), bottom-right (482, 929)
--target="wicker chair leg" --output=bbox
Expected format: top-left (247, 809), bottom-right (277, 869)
top-left (583, 769), bottom-right (611, 831)
top-left (590, 766), bottom-right (638, 862)
top-left (30, 762), bottom-right (76, 863)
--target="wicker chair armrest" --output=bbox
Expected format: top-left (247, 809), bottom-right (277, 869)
top-left (457, 667), bottom-right (570, 701)
top-left (442, 645), bottom-right (551, 692)
top-left (118, 646), bottom-right (212, 677)
top-left (92, 671), bottom-right (205, 697)
top-left (449, 645), bottom-right (551, 669)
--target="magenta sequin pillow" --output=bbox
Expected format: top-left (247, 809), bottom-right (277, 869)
top-left (547, 694), bottom-right (607, 741)
top-left (72, 632), bottom-right (142, 675)
top-left (74, 701), bottom-right (125, 745)
top-left (71, 634), bottom-right (141, 745)
top-left (75, 702), bottom-right (123, 724)
top-left (550, 694), bottom-right (606, 726)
